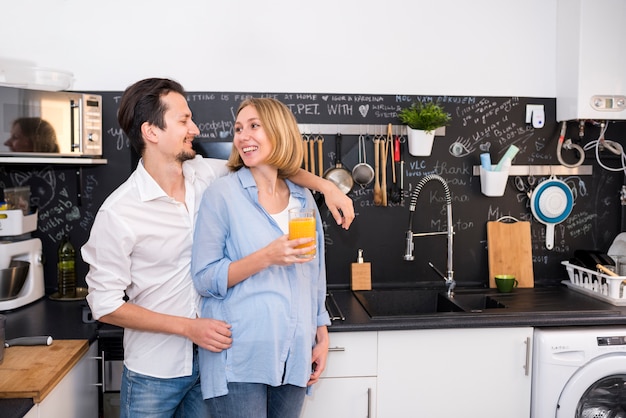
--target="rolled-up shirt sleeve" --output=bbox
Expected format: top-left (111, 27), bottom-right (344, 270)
top-left (82, 209), bottom-right (134, 320)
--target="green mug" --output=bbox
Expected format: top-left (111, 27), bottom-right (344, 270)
top-left (495, 274), bottom-right (518, 293)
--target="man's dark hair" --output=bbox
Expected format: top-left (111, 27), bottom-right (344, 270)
top-left (117, 78), bottom-right (186, 155)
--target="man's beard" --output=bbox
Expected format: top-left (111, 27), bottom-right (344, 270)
top-left (176, 148), bottom-right (196, 163)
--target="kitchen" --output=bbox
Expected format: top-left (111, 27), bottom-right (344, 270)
top-left (1, 0), bottom-right (626, 417)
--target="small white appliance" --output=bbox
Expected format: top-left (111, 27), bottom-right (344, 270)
top-left (0, 210), bottom-right (45, 311)
top-left (556, 0), bottom-right (626, 121)
top-left (532, 326), bottom-right (626, 417)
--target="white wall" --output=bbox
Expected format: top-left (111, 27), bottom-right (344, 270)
top-left (0, 0), bottom-right (556, 96)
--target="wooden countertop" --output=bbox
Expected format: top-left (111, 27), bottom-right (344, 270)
top-left (0, 339), bottom-right (88, 403)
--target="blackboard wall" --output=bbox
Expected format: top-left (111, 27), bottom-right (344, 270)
top-left (2, 91), bottom-right (625, 293)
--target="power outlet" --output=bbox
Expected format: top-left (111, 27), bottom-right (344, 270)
top-left (525, 105), bottom-right (544, 124)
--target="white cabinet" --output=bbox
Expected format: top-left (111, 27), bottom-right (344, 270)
top-left (22, 405), bottom-right (38, 418)
top-left (301, 331), bottom-right (377, 418)
top-left (377, 327), bottom-right (533, 418)
top-left (37, 341), bottom-right (99, 418)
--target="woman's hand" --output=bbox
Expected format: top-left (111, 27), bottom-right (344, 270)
top-left (320, 180), bottom-right (355, 230)
top-left (264, 235), bottom-right (316, 266)
top-left (227, 235), bottom-right (316, 287)
top-left (308, 326), bottom-right (329, 386)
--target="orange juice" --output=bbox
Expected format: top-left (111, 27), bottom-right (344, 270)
top-left (289, 210), bottom-right (316, 258)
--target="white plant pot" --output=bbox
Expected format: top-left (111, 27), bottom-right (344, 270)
top-left (407, 128), bottom-right (435, 156)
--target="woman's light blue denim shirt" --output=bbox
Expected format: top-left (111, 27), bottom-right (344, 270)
top-left (191, 168), bottom-right (330, 399)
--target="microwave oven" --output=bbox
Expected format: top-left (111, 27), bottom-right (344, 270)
top-left (0, 85), bottom-right (102, 156)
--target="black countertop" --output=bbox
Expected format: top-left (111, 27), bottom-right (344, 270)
top-left (4, 284), bottom-right (626, 341)
top-left (325, 285), bottom-right (626, 331)
top-left (2, 297), bottom-right (98, 342)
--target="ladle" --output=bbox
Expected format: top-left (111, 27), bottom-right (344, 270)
top-left (380, 135), bottom-right (388, 206)
top-left (309, 134), bottom-right (315, 176)
top-left (316, 134), bottom-right (324, 177)
top-left (373, 136), bottom-right (382, 205)
top-left (302, 134), bottom-right (309, 172)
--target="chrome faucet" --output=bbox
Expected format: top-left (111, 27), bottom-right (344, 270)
top-left (403, 174), bottom-right (456, 297)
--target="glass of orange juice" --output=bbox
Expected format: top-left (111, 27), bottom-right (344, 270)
top-left (289, 208), bottom-right (316, 259)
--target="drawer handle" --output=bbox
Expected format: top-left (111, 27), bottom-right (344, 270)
top-left (523, 337), bottom-right (531, 376)
top-left (328, 346), bottom-right (346, 352)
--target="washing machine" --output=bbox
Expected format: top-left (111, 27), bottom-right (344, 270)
top-left (532, 327), bottom-right (626, 417)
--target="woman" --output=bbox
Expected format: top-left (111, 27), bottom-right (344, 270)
top-left (4, 117), bottom-right (59, 153)
top-left (191, 98), bottom-right (329, 418)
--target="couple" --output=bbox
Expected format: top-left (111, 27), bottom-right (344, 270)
top-left (82, 78), bottom-right (354, 418)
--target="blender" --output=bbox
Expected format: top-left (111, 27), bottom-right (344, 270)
top-left (0, 209), bottom-right (45, 311)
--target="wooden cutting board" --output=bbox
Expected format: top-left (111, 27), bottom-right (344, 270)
top-left (487, 220), bottom-right (534, 288)
top-left (0, 339), bottom-right (88, 402)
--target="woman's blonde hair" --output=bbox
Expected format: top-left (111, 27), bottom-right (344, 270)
top-left (227, 98), bottom-right (303, 178)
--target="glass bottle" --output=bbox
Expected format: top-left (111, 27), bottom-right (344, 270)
top-left (57, 234), bottom-right (76, 298)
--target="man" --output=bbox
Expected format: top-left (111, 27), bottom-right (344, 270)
top-left (82, 78), bottom-right (354, 418)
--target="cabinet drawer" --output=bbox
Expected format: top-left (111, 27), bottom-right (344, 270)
top-left (323, 331), bottom-right (377, 378)
top-left (301, 376), bottom-right (376, 418)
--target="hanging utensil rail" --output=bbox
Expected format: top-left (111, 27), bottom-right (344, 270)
top-left (298, 123), bottom-right (445, 137)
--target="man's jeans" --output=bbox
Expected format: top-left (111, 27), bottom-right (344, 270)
top-left (120, 349), bottom-right (207, 418)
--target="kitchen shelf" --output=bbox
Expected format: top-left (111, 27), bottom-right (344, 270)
top-left (472, 164), bottom-right (593, 176)
top-left (0, 156), bottom-right (107, 165)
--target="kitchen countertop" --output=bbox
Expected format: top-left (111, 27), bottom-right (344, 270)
top-left (325, 284), bottom-right (626, 331)
top-left (2, 297), bottom-right (98, 342)
top-left (7, 285), bottom-right (625, 341)
top-left (0, 340), bottom-right (89, 402)
top-left (0, 297), bottom-right (97, 418)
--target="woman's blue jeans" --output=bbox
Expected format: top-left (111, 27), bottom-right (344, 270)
top-left (205, 382), bottom-right (306, 418)
top-left (120, 349), bottom-right (207, 418)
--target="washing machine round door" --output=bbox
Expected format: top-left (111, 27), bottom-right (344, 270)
top-left (556, 353), bottom-right (626, 417)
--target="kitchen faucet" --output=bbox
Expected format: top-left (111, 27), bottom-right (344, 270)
top-left (403, 174), bottom-right (456, 297)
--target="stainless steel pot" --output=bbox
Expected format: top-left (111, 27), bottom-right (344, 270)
top-left (323, 133), bottom-right (353, 194)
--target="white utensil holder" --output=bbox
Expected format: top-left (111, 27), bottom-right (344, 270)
top-left (480, 167), bottom-right (509, 197)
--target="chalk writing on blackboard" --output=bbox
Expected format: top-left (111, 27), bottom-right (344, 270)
top-left (79, 174), bottom-right (99, 231)
top-left (436, 217), bottom-right (475, 232)
top-left (5, 167), bottom-right (87, 244)
top-left (449, 97), bottom-right (528, 158)
top-left (10, 167), bottom-right (56, 209)
top-left (108, 127), bottom-right (129, 151)
top-left (566, 211), bottom-right (597, 239)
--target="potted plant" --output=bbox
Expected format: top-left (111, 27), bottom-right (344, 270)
top-left (398, 101), bottom-right (451, 156)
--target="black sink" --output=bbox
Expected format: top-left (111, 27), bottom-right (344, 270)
top-left (353, 289), bottom-right (464, 318)
top-left (353, 289), bottom-right (508, 318)
top-left (446, 293), bottom-right (507, 312)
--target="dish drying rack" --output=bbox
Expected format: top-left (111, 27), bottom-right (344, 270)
top-left (561, 261), bottom-right (626, 306)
